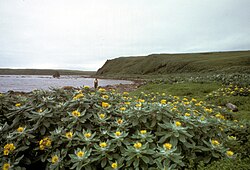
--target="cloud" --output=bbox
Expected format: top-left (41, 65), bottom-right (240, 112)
top-left (0, 0), bottom-right (249, 70)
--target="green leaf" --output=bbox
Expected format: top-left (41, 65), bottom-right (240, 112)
top-left (133, 158), bottom-right (139, 168)
top-left (84, 165), bottom-right (92, 170)
top-left (173, 132), bottom-right (179, 137)
top-left (159, 135), bottom-right (168, 143)
top-left (183, 141), bottom-right (194, 148)
top-left (101, 158), bottom-right (107, 168)
top-left (141, 156), bottom-right (149, 164)
top-left (212, 151), bottom-right (220, 158)
top-left (40, 126), bottom-right (46, 135)
top-left (132, 119), bottom-right (139, 126)
top-left (150, 118), bottom-right (157, 128)
top-left (70, 163), bottom-right (78, 169)
top-left (203, 156), bottom-right (211, 163)
top-left (158, 123), bottom-right (168, 129)
top-left (43, 120), bottom-right (50, 128)
top-left (170, 136), bottom-right (178, 146)
top-left (196, 146), bottom-right (210, 151)
top-left (179, 134), bottom-right (186, 143)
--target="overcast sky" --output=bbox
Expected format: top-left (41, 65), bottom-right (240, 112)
top-left (0, 0), bottom-right (250, 71)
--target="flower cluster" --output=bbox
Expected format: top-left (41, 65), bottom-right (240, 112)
top-left (3, 143), bottom-right (16, 155)
top-left (207, 84), bottom-right (250, 99)
top-left (73, 93), bottom-right (84, 100)
top-left (71, 110), bottom-right (80, 117)
top-left (39, 137), bottom-right (51, 150)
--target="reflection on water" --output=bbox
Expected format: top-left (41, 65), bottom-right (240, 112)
top-left (0, 75), bottom-right (132, 92)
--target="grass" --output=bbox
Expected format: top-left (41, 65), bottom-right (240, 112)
top-left (211, 95), bottom-right (250, 121)
top-left (130, 82), bottom-right (220, 100)
top-left (130, 82), bottom-right (250, 121)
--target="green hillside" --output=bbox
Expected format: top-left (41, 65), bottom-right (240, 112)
top-left (96, 51), bottom-right (250, 76)
top-left (0, 68), bottom-right (96, 75)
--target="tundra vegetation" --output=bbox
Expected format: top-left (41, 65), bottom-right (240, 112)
top-left (1, 51), bottom-right (250, 169)
top-left (0, 75), bottom-right (249, 169)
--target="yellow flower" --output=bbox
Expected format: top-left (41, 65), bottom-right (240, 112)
top-left (207, 108), bottom-right (213, 113)
top-left (183, 97), bottom-right (188, 101)
top-left (215, 113), bottom-right (225, 120)
top-left (15, 103), bottom-right (21, 107)
top-left (17, 127), bottom-right (24, 132)
top-left (3, 143), bottom-right (16, 155)
top-left (77, 151), bottom-right (85, 158)
top-left (98, 88), bottom-right (106, 92)
top-left (39, 145), bottom-right (45, 150)
top-left (66, 132), bottom-right (73, 139)
top-left (175, 121), bottom-right (181, 127)
top-left (134, 142), bottom-right (142, 149)
top-left (51, 155), bottom-right (59, 164)
top-left (219, 127), bottom-right (224, 131)
top-left (102, 102), bottom-right (110, 108)
top-left (125, 102), bottom-right (131, 105)
top-left (161, 99), bottom-right (167, 104)
top-left (111, 162), bottom-right (118, 169)
top-left (72, 110), bottom-right (81, 117)
top-left (84, 133), bottom-right (92, 138)
top-left (38, 109), bottom-right (43, 113)
top-left (185, 113), bottom-right (191, 117)
top-left (173, 96), bottom-right (179, 99)
top-left (138, 99), bottom-right (145, 103)
top-left (117, 119), bottom-right (123, 124)
top-left (226, 150), bottom-right (234, 157)
top-left (122, 97), bottom-right (127, 101)
top-left (211, 139), bottom-right (220, 146)
top-left (46, 140), bottom-right (51, 147)
top-left (136, 103), bottom-right (142, 107)
top-left (2, 163), bottom-right (10, 170)
top-left (120, 107), bottom-right (126, 111)
top-left (200, 116), bottom-right (206, 121)
top-left (39, 137), bottom-right (52, 150)
top-left (102, 95), bottom-right (109, 99)
top-left (140, 130), bottom-right (147, 134)
top-left (99, 142), bottom-right (107, 148)
top-left (3, 150), bottom-right (9, 156)
top-left (163, 143), bottom-right (172, 150)
top-left (228, 136), bottom-right (236, 140)
top-left (123, 91), bottom-right (129, 95)
top-left (84, 85), bottom-right (90, 89)
top-left (115, 131), bottom-right (121, 137)
top-left (4, 143), bottom-right (15, 151)
top-left (191, 98), bottom-right (197, 102)
top-left (99, 113), bottom-right (105, 119)
top-left (73, 93), bottom-right (84, 100)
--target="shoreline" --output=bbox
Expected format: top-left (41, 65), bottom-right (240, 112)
top-left (2, 79), bottom-right (145, 95)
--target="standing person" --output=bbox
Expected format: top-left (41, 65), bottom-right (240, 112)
top-left (94, 78), bottom-right (98, 89)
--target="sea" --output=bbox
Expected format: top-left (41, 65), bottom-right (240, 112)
top-left (0, 75), bottom-right (132, 93)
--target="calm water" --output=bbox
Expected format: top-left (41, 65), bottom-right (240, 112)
top-left (0, 75), bottom-right (132, 92)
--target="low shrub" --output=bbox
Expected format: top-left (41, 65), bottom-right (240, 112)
top-left (197, 157), bottom-right (250, 170)
top-left (0, 87), bottom-right (248, 169)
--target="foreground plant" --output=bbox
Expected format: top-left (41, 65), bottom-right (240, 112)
top-left (0, 87), bottom-right (248, 169)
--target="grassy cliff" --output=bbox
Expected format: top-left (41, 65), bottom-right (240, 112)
top-left (96, 51), bottom-right (250, 76)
